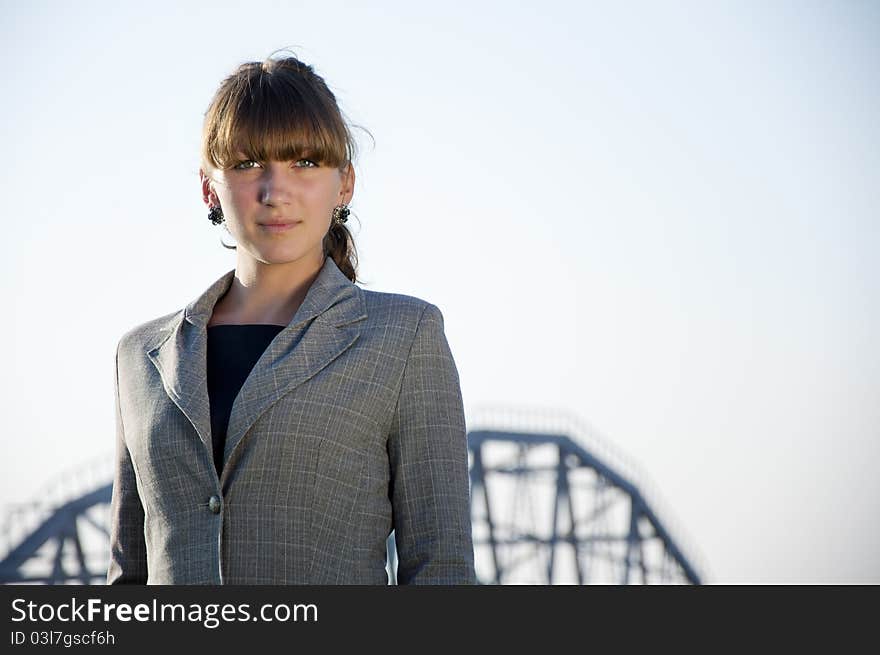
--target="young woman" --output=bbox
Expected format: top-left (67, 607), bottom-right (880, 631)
top-left (107, 55), bottom-right (476, 584)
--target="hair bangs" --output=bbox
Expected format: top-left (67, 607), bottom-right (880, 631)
top-left (203, 66), bottom-right (350, 171)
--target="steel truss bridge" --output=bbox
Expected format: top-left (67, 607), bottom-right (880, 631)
top-left (1, 408), bottom-right (706, 584)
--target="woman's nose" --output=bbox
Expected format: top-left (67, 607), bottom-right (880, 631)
top-left (259, 164), bottom-right (293, 206)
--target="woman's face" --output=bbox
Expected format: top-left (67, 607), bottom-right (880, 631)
top-left (201, 154), bottom-right (354, 269)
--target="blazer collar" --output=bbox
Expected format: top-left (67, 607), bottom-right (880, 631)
top-left (182, 254), bottom-right (365, 331)
top-left (147, 256), bottom-right (367, 484)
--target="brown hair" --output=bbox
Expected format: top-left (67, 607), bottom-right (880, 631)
top-left (201, 54), bottom-right (367, 282)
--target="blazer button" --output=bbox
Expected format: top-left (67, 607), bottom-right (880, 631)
top-left (208, 495), bottom-right (221, 514)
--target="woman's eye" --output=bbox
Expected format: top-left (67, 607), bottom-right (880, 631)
top-left (231, 159), bottom-right (315, 170)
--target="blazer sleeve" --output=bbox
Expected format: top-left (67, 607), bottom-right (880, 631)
top-left (388, 303), bottom-right (477, 584)
top-left (106, 342), bottom-right (149, 584)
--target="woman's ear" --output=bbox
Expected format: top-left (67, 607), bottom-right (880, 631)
top-left (199, 169), bottom-right (216, 207)
top-left (340, 163), bottom-right (356, 205)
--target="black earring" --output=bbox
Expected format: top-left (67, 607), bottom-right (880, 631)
top-left (208, 206), bottom-right (224, 225)
top-left (332, 204), bottom-right (350, 225)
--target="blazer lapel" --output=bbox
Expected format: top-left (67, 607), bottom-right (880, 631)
top-left (145, 256), bottom-right (367, 477)
top-left (221, 259), bottom-right (366, 478)
top-left (146, 269), bottom-right (237, 456)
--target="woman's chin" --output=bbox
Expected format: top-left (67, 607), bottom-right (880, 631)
top-left (245, 244), bottom-right (323, 268)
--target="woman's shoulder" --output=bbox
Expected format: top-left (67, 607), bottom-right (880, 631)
top-left (361, 288), bottom-right (430, 311)
top-left (115, 309), bottom-right (183, 357)
top-left (360, 288), bottom-right (444, 321)
top-left (359, 288), bottom-right (448, 338)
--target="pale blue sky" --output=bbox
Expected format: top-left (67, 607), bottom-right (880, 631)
top-left (1, 0), bottom-right (878, 582)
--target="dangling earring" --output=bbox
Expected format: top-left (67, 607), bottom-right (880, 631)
top-left (208, 206), bottom-right (224, 225)
top-left (332, 203), bottom-right (350, 226)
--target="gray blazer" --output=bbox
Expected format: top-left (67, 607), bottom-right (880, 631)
top-left (107, 256), bottom-right (476, 584)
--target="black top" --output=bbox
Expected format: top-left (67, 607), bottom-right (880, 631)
top-left (206, 324), bottom-right (286, 477)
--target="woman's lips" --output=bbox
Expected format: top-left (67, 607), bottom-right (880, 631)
top-left (259, 221), bottom-right (301, 233)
